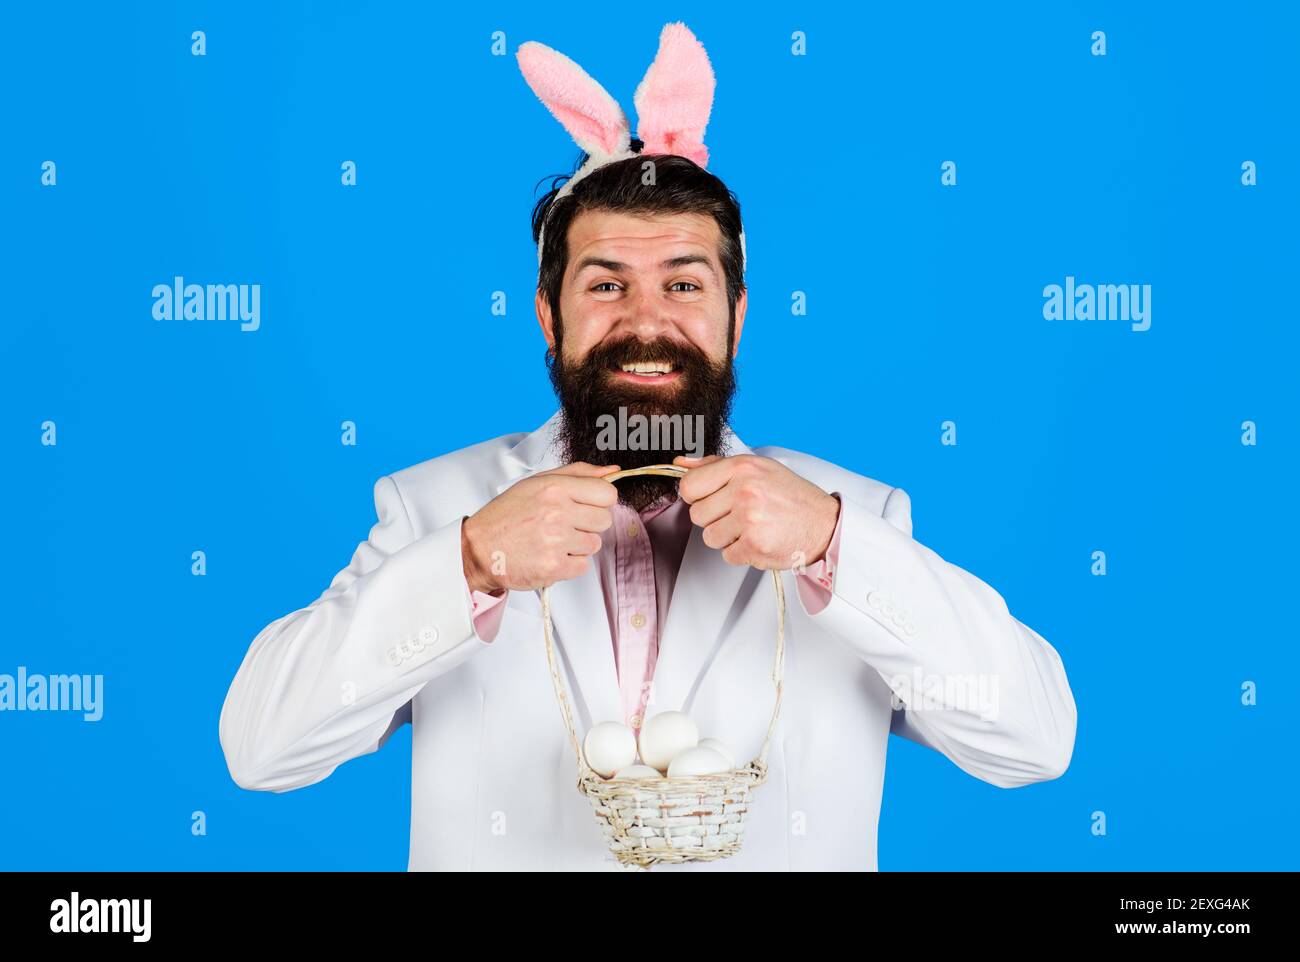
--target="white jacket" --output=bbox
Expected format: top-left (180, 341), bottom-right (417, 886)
top-left (218, 411), bottom-right (1078, 871)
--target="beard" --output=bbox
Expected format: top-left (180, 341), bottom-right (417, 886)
top-left (548, 324), bottom-right (737, 511)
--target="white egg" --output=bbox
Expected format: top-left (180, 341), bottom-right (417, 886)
top-left (583, 722), bottom-right (637, 778)
top-left (667, 746), bottom-right (731, 777)
top-left (697, 737), bottom-right (737, 769)
top-left (638, 711), bottom-right (699, 773)
top-left (612, 764), bottom-right (662, 780)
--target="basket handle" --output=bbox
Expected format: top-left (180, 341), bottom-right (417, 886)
top-left (540, 463), bottom-right (787, 778)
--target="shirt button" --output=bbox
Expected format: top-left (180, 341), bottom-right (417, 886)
top-left (627, 522), bottom-right (640, 537)
top-left (630, 612), bottom-right (647, 629)
top-left (629, 713), bottom-right (643, 729)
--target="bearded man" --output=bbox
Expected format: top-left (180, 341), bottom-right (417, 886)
top-left (219, 109), bottom-right (1077, 875)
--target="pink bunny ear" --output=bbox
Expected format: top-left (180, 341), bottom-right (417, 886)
top-left (517, 40), bottom-right (632, 158)
top-left (633, 22), bottom-right (716, 167)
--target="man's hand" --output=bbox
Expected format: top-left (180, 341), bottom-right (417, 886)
top-left (462, 462), bottom-right (620, 593)
top-left (674, 454), bottom-right (840, 570)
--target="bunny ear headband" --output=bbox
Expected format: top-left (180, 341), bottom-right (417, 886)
top-left (517, 21), bottom-right (745, 270)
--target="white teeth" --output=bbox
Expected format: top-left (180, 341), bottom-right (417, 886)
top-left (620, 361), bottom-right (673, 375)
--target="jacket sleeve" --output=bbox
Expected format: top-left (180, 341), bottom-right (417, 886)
top-left (798, 486), bottom-right (1078, 789)
top-left (218, 475), bottom-right (486, 792)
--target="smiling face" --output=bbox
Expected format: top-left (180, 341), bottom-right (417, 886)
top-left (538, 208), bottom-right (749, 507)
top-left (538, 208), bottom-right (746, 384)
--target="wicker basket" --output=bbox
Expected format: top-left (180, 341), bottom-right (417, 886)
top-left (540, 464), bottom-right (787, 867)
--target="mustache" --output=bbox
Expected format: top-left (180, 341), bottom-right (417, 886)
top-left (579, 334), bottom-right (714, 372)
top-left (549, 332), bottom-right (737, 510)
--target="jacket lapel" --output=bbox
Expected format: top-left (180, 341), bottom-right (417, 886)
top-left (642, 427), bottom-right (760, 718)
top-left (494, 410), bottom-right (564, 496)
top-left (646, 525), bottom-right (758, 717)
top-left (544, 561), bottom-right (623, 728)
top-left (496, 413), bottom-right (763, 730)
top-left (498, 412), bottom-right (623, 729)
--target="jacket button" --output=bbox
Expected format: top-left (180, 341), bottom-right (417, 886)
top-left (419, 626), bottom-right (438, 646)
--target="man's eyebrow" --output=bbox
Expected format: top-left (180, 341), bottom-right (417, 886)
top-left (661, 254), bottom-right (719, 280)
top-left (574, 254), bottom-right (720, 281)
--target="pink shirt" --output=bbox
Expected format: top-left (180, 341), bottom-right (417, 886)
top-left (467, 494), bottom-right (843, 732)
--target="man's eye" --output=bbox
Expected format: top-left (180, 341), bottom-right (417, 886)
top-left (670, 282), bottom-right (700, 292)
top-left (591, 282), bottom-right (621, 292)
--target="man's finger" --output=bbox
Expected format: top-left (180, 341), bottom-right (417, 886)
top-left (565, 530), bottom-right (604, 557)
top-left (687, 489), bottom-right (733, 528)
top-left (571, 503), bottom-right (615, 533)
top-left (674, 454), bottom-right (723, 481)
top-left (702, 514), bottom-right (743, 552)
top-left (562, 476), bottom-right (621, 508)
top-left (677, 456), bottom-right (735, 503)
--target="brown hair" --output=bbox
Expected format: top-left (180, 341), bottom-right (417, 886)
top-left (531, 145), bottom-right (746, 331)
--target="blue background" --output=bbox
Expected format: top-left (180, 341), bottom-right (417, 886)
top-left (1, 1), bottom-right (1295, 870)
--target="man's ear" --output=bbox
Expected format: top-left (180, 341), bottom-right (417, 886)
top-left (536, 288), bottom-right (556, 350)
top-left (731, 286), bottom-right (747, 358)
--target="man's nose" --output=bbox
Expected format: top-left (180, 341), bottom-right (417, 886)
top-left (616, 284), bottom-right (674, 340)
